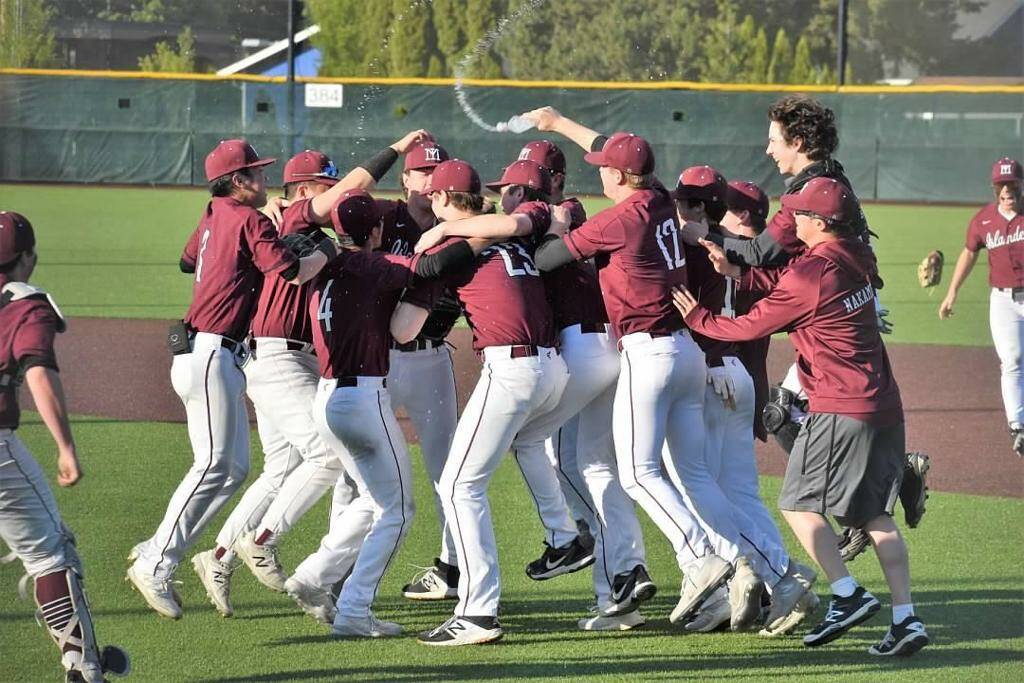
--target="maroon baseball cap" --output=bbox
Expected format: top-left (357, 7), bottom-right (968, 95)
top-left (423, 159), bottom-right (482, 194)
top-left (584, 132), bottom-right (655, 175)
top-left (726, 180), bottom-right (770, 224)
top-left (205, 139), bottom-right (275, 182)
top-left (283, 150), bottom-right (339, 186)
top-left (518, 140), bottom-right (566, 175)
top-left (330, 189), bottom-right (382, 244)
top-left (485, 160), bottom-right (552, 195)
top-left (992, 157), bottom-right (1023, 184)
top-left (781, 177), bottom-right (852, 222)
top-left (404, 139), bottom-right (450, 172)
top-left (0, 211), bottom-right (35, 265)
top-left (673, 165), bottom-right (727, 204)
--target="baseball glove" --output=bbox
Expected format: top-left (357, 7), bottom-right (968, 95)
top-left (917, 250), bottom-right (944, 288)
top-left (837, 526), bottom-right (871, 563)
top-left (281, 231), bottom-right (323, 258)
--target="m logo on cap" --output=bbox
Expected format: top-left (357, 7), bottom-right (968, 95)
top-left (424, 147), bottom-right (441, 162)
top-left (517, 148), bottom-right (531, 162)
top-left (1002, 164), bottom-right (1014, 176)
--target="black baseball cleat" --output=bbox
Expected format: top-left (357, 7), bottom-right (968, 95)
top-left (604, 564), bottom-right (657, 616)
top-left (525, 537), bottom-right (594, 581)
top-left (402, 559), bottom-right (458, 600)
top-left (868, 616), bottom-right (930, 656)
top-left (838, 526), bottom-right (871, 563)
top-left (803, 587), bottom-right (881, 647)
top-left (900, 452), bottom-right (930, 528)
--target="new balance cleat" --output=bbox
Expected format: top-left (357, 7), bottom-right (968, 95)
top-left (235, 532), bottom-right (287, 593)
top-left (418, 615), bottom-right (503, 646)
top-left (670, 554), bottom-right (734, 625)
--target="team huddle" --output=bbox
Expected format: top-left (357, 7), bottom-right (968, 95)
top-left (4, 94), bottom-right (963, 681)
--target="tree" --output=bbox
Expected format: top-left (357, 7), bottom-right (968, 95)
top-left (0, 0), bottom-right (58, 68)
top-left (388, 0), bottom-right (441, 77)
top-left (766, 28), bottom-right (794, 84)
top-left (459, 0), bottom-right (504, 78)
top-left (789, 35), bottom-right (816, 83)
top-left (307, 0), bottom-right (371, 76)
top-left (431, 0), bottom-right (467, 75)
top-left (138, 26), bottom-right (195, 72)
top-left (700, 1), bottom-right (765, 83)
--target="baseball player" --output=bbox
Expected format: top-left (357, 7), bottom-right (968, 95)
top-left (940, 157), bottom-right (1024, 456)
top-left (0, 211), bottom-right (130, 682)
top-left (672, 167), bottom-right (814, 635)
top-left (186, 132), bottom-right (432, 616)
top-left (127, 140), bottom-right (338, 619)
top-left (390, 160), bottom-right (570, 646)
top-left (524, 107), bottom-right (736, 627)
top-left (415, 158), bottom-right (652, 630)
top-left (675, 177), bottom-right (929, 657)
top-left (296, 189), bottom-right (483, 638)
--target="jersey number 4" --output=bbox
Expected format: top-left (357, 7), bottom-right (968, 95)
top-left (655, 219), bottom-right (685, 271)
top-left (317, 279), bottom-right (334, 333)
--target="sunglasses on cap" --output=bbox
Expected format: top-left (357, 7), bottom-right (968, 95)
top-left (293, 161), bottom-right (340, 180)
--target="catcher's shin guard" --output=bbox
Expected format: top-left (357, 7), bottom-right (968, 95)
top-left (35, 567), bottom-right (131, 681)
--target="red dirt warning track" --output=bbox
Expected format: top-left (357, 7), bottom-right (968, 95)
top-left (31, 318), bottom-right (1024, 498)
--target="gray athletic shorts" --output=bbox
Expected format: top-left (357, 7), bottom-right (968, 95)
top-left (778, 413), bottom-right (905, 528)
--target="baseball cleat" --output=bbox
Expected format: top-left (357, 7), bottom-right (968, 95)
top-left (728, 557), bottom-right (764, 631)
top-left (868, 616), bottom-right (930, 656)
top-left (670, 554), bottom-right (734, 625)
top-left (235, 533), bottom-right (287, 593)
top-left (604, 564), bottom-right (657, 617)
top-left (838, 527), bottom-right (871, 563)
top-left (763, 562), bottom-right (816, 633)
top-left (759, 590), bottom-right (819, 638)
top-left (192, 550), bottom-right (236, 617)
top-left (417, 615), bottom-right (503, 647)
top-left (803, 587), bottom-right (880, 647)
top-left (125, 564), bottom-right (182, 620)
top-left (402, 559), bottom-right (458, 600)
top-left (579, 608), bottom-right (646, 631)
top-left (684, 588), bottom-right (731, 633)
top-left (525, 536), bottom-right (594, 581)
top-left (900, 452), bottom-right (930, 528)
top-left (284, 577), bottom-right (336, 625)
top-left (331, 612), bottom-right (403, 638)
top-left (1011, 424), bottom-right (1024, 458)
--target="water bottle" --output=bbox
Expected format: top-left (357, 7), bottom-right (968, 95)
top-left (495, 115), bottom-right (536, 134)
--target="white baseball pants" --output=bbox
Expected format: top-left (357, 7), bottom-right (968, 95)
top-left (544, 416), bottom-right (592, 523)
top-left (990, 288), bottom-right (1024, 426)
top-left (387, 345), bottom-right (459, 565)
top-left (289, 472), bottom-right (362, 590)
top-left (694, 357), bottom-right (790, 584)
top-left (615, 331), bottom-right (715, 570)
top-left (309, 377), bottom-right (414, 618)
top-left (214, 340), bottom-right (332, 557)
top-left (134, 334), bottom-right (249, 579)
top-left (442, 347), bottom-right (568, 617)
top-left (0, 431), bottom-right (76, 578)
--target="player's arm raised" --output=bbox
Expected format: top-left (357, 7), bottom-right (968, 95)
top-left (522, 107), bottom-right (604, 153)
top-left (306, 129), bottom-right (432, 222)
top-left (939, 247), bottom-right (980, 319)
top-left (24, 366), bottom-right (81, 487)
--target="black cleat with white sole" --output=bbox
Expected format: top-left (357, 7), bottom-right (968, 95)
top-left (604, 564), bottom-right (657, 617)
top-left (868, 616), bottom-right (929, 656)
top-left (525, 537), bottom-right (594, 581)
top-left (803, 587), bottom-right (881, 647)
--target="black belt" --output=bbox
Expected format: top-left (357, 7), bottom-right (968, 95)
top-left (577, 322), bottom-right (607, 334)
top-left (219, 337), bottom-right (245, 355)
top-left (391, 338), bottom-right (444, 352)
top-left (248, 339), bottom-right (312, 352)
top-left (335, 377), bottom-right (386, 387)
top-left (510, 344), bottom-right (539, 358)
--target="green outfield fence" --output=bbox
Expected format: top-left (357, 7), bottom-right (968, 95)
top-left (1, 69), bottom-right (1023, 202)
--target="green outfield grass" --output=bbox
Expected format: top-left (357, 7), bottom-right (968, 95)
top-left (2, 416), bottom-right (1022, 682)
top-left (0, 184), bottom-right (992, 346)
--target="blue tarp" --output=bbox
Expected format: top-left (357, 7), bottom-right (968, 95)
top-left (261, 48), bottom-right (321, 77)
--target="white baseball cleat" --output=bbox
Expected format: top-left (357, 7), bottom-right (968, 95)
top-left (331, 612), bottom-right (403, 638)
top-left (125, 563), bottom-right (182, 620)
top-left (578, 609), bottom-right (646, 631)
top-left (235, 533), bottom-right (287, 593)
top-left (763, 561), bottom-right (817, 634)
top-left (284, 577), bottom-right (336, 625)
top-left (728, 556), bottom-right (765, 631)
top-left (417, 615), bottom-right (503, 646)
top-left (670, 554), bottom-right (734, 625)
top-left (192, 550), bottom-right (236, 618)
top-left (684, 588), bottom-right (732, 633)
top-left (760, 589), bottom-right (821, 638)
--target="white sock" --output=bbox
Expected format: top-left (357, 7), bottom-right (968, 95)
top-left (830, 576), bottom-right (858, 598)
top-left (892, 603), bottom-right (915, 624)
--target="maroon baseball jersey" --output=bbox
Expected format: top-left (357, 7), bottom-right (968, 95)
top-left (249, 198), bottom-right (322, 342)
top-left (0, 278), bottom-right (61, 430)
top-left (965, 203), bottom-right (1024, 289)
top-left (563, 188), bottom-right (686, 339)
top-left (309, 250), bottom-right (420, 378)
top-left (685, 225), bottom-right (739, 364)
top-left (417, 237), bottom-right (555, 352)
top-left (378, 197), bottom-right (434, 257)
top-left (684, 238), bottom-right (902, 424)
top-left (181, 197), bottom-right (297, 341)
top-left (514, 199), bottom-right (608, 331)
